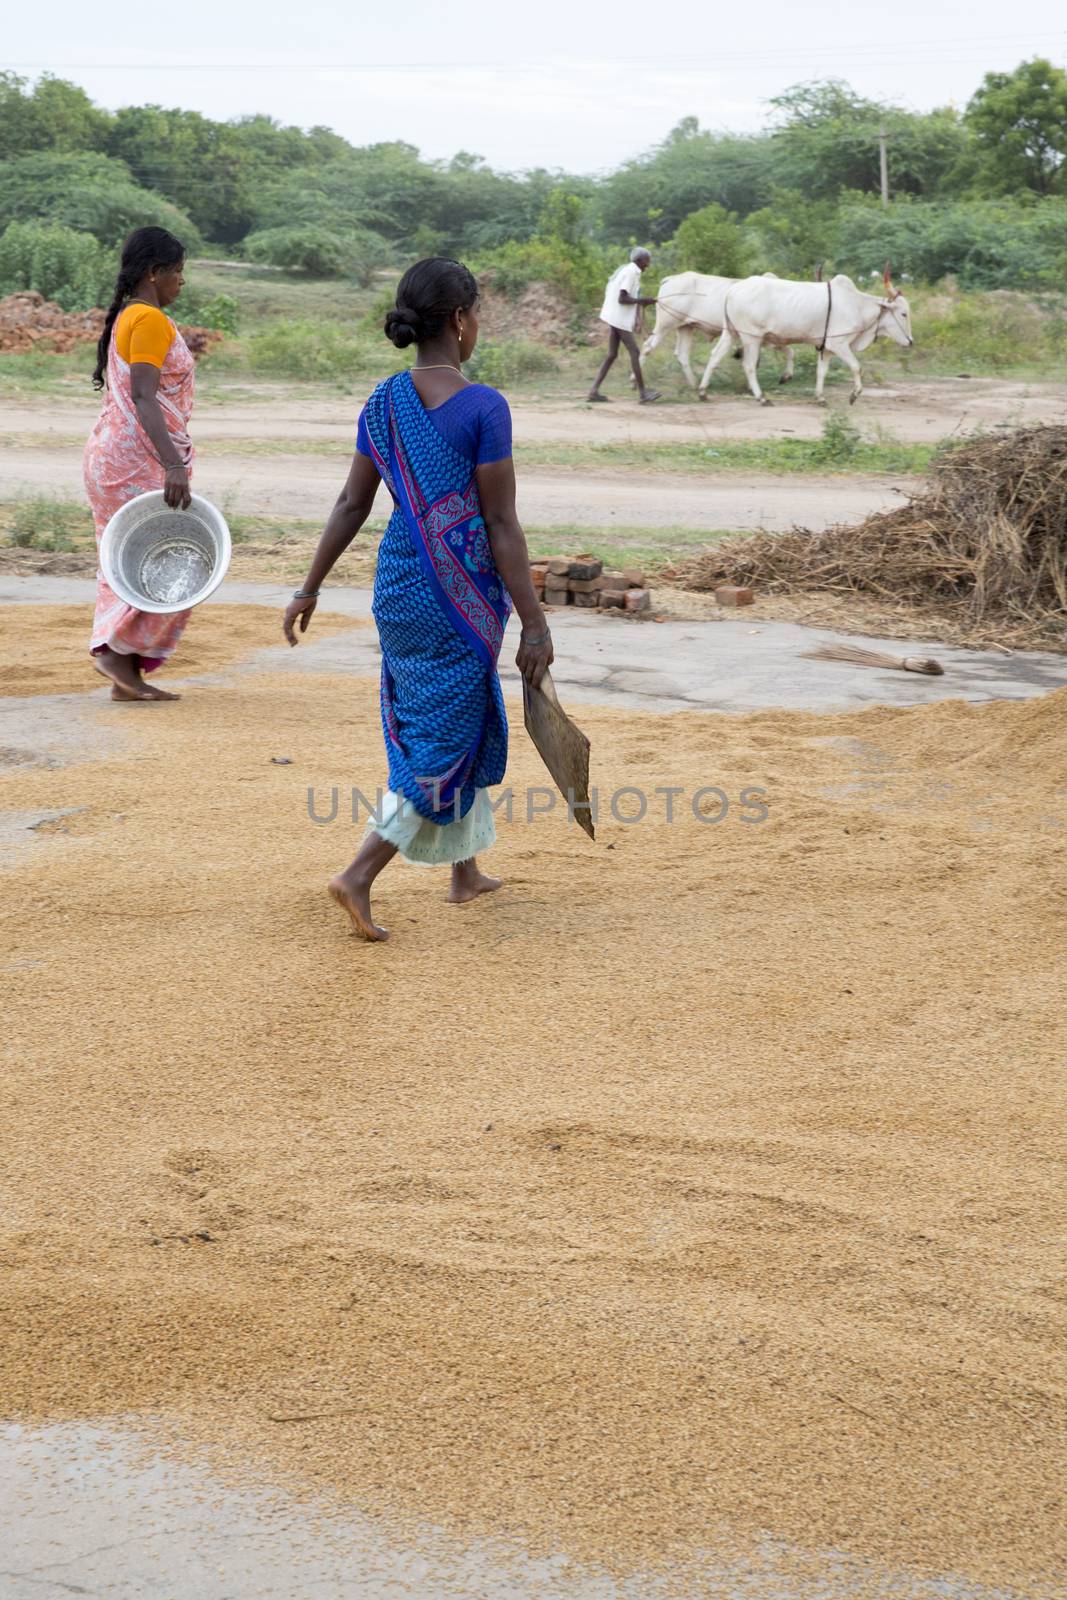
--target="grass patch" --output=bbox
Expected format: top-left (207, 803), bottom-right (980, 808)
top-left (0, 495), bottom-right (732, 578)
top-left (198, 508), bottom-right (723, 571)
top-left (517, 431), bottom-right (932, 477)
top-left (62, 412), bottom-right (928, 477)
top-left (184, 262), bottom-right (379, 325)
top-left (0, 348), bottom-right (94, 397)
top-left (465, 338), bottom-right (561, 387)
top-left (1, 496), bottom-right (95, 551)
top-left (522, 525), bottom-right (742, 567)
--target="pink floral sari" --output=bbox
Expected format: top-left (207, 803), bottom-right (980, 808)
top-left (83, 318), bottom-right (196, 670)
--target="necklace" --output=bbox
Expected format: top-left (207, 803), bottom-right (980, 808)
top-left (413, 363), bottom-right (463, 374)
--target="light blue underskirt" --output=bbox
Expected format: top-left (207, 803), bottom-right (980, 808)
top-left (366, 787), bottom-right (496, 867)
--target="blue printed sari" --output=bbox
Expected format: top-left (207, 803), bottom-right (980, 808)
top-left (361, 372), bottom-right (511, 854)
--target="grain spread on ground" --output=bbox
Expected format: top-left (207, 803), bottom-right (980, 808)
top-left (1, 609), bottom-right (1064, 1595)
top-left (0, 604), bottom-right (365, 697)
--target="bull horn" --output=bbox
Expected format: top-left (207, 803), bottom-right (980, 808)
top-left (814, 261), bottom-right (824, 282)
top-left (883, 259), bottom-right (893, 289)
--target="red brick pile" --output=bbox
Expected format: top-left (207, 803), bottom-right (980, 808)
top-left (0, 292), bottom-right (223, 358)
top-left (531, 556), bottom-right (652, 615)
top-left (0, 292), bottom-right (102, 353)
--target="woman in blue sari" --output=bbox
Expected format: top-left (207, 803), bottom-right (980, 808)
top-left (283, 259), bottom-right (553, 942)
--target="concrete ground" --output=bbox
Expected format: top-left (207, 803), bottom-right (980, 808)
top-left (2, 576), bottom-right (1061, 1598)
top-left (0, 1423), bottom-right (1030, 1600)
top-left (3, 576), bottom-right (1065, 719)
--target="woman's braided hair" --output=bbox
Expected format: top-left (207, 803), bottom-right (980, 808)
top-left (384, 257), bottom-right (479, 349)
top-left (92, 226), bottom-right (185, 390)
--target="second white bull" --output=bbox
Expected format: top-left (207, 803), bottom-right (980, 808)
top-left (641, 271), bottom-right (796, 392)
top-left (702, 266), bottom-right (914, 405)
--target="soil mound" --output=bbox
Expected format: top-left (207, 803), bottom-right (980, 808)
top-left (476, 276), bottom-right (591, 346)
top-left (0, 291), bottom-right (223, 357)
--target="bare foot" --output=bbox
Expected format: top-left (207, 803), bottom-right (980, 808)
top-left (448, 864), bottom-right (503, 904)
top-left (94, 648), bottom-right (154, 701)
top-left (328, 873), bottom-right (389, 942)
top-left (141, 681), bottom-right (181, 701)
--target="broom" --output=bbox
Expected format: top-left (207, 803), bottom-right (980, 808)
top-left (802, 642), bottom-right (944, 676)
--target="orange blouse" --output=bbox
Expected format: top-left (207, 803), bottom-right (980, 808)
top-left (114, 303), bottom-right (175, 369)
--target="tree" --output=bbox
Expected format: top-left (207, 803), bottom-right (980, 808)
top-left (30, 76), bottom-right (111, 152)
top-left (0, 152), bottom-right (198, 248)
top-left (0, 72), bottom-right (110, 158)
top-left (767, 81), bottom-right (972, 202)
top-left (965, 58), bottom-right (1067, 195)
top-left (0, 73), bottom-right (35, 157)
top-left (537, 189), bottom-right (587, 248)
top-left (109, 106), bottom-right (255, 242)
top-left (745, 190), bottom-right (840, 277)
top-left (671, 203), bottom-right (750, 277)
top-left (597, 120), bottom-right (774, 242)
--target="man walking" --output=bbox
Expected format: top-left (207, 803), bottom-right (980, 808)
top-left (587, 247), bottom-right (660, 404)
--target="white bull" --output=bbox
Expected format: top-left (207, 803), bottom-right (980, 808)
top-left (701, 267), bottom-right (913, 405)
top-left (641, 271), bottom-right (795, 392)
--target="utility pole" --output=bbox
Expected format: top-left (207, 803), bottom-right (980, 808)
top-left (878, 124), bottom-right (890, 209)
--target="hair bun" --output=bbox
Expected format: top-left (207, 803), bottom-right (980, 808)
top-left (384, 304), bottom-right (422, 349)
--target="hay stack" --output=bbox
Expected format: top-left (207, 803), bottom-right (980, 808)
top-left (676, 426), bottom-right (1067, 627)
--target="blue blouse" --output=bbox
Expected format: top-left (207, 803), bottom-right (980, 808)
top-left (356, 380), bottom-right (513, 469)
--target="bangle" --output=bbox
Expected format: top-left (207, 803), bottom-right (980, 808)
top-left (521, 628), bottom-right (551, 647)
top-left (293, 588), bottom-right (319, 600)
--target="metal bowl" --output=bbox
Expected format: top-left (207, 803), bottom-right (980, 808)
top-left (99, 491), bottom-right (231, 614)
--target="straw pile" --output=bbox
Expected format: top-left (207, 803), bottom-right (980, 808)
top-left (677, 426), bottom-right (1067, 631)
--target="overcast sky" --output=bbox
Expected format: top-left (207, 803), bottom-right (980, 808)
top-left (8, 2), bottom-right (1066, 172)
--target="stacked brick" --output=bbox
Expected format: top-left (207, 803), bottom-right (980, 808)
top-left (530, 556), bottom-right (652, 616)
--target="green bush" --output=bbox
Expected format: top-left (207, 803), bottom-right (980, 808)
top-left (903, 283), bottom-right (1067, 372)
top-left (6, 496), bottom-right (91, 551)
top-left (244, 224), bottom-right (387, 279)
top-left (360, 283), bottom-right (396, 334)
top-left (809, 410), bottom-right (862, 465)
top-left (170, 287), bottom-right (240, 333)
top-left (744, 191), bottom-right (840, 277)
top-left (477, 236), bottom-right (616, 316)
top-left (245, 317), bottom-right (375, 379)
top-left (464, 338), bottom-right (560, 387)
top-left (0, 220), bottom-right (111, 310)
top-left (832, 195), bottom-right (1067, 289)
top-left (670, 203), bottom-right (751, 277)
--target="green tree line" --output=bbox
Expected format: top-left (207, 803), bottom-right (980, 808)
top-left (2, 59), bottom-right (1067, 304)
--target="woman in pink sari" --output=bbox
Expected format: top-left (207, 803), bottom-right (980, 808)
top-left (85, 227), bottom-right (195, 702)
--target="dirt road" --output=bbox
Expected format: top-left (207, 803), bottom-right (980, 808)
top-left (2, 376), bottom-right (1066, 446)
top-left (4, 376), bottom-right (1064, 532)
top-left (0, 443), bottom-right (910, 531)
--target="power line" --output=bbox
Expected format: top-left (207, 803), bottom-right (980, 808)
top-left (7, 31), bottom-right (1067, 72)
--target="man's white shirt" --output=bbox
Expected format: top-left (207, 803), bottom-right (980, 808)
top-left (599, 262), bottom-right (642, 331)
